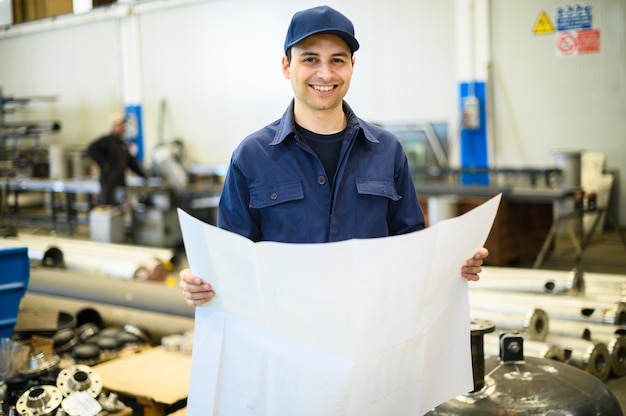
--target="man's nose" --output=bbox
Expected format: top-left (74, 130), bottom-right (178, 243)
top-left (317, 62), bottom-right (333, 79)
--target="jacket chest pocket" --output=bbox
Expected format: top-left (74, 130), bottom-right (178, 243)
top-left (355, 179), bottom-right (401, 201)
top-left (249, 181), bottom-right (304, 209)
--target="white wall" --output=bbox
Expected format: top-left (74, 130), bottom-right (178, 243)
top-left (136, 0), bottom-right (457, 165)
top-left (0, 0), bottom-right (457, 161)
top-left (489, 0), bottom-right (625, 224)
top-left (0, 0), bottom-right (624, 224)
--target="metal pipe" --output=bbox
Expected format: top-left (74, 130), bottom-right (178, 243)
top-left (477, 267), bottom-right (584, 295)
top-left (0, 235), bottom-right (173, 280)
top-left (0, 233), bottom-right (173, 262)
top-left (544, 335), bottom-right (612, 381)
top-left (470, 308), bottom-right (549, 341)
top-left (469, 290), bottom-right (626, 325)
top-left (547, 318), bottom-right (626, 341)
top-left (544, 318), bottom-right (626, 377)
top-left (20, 292), bottom-right (194, 343)
top-left (27, 267), bottom-right (193, 318)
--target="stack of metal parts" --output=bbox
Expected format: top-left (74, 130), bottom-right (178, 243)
top-left (0, 339), bottom-right (128, 415)
top-left (469, 267), bottom-right (626, 382)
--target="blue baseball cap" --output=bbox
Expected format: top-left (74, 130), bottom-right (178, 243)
top-left (284, 6), bottom-right (360, 54)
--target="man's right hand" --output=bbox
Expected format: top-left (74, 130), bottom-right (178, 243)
top-left (179, 268), bottom-right (215, 306)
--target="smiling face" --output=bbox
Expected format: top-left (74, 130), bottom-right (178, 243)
top-left (282, 33), bottom-right (355, 132)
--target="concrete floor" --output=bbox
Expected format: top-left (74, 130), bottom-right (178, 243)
top-left (516, 229), bottom-right (626, 414)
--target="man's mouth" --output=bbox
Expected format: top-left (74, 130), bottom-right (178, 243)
top-left (311, 85), bottom-right (336, 92)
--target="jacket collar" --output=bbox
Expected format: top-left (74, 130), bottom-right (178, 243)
top-left (271, 100), bottom-right (379, 146)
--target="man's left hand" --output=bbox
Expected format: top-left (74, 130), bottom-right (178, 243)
top-left (462, 247), bottom-right (489, 281)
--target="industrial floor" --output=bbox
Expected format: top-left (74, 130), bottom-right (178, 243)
top-left (514, 228), bottom-right (626, 414)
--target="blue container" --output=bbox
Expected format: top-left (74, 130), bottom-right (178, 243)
top-left (0, 247), bottom-right (30, 339)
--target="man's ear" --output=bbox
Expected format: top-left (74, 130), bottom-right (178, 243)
top-left (281, 55), bottom-right (291, 79)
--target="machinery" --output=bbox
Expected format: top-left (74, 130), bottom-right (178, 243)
top-left (426, 320), bottom-right (623, 415)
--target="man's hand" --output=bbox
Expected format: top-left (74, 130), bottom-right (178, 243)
top-left (179, 268), bottom-right (216, 306)
top-left (461, 247), bottom-right (489, 281)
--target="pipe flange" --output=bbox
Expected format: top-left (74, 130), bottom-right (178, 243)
top-left (71, 344), bottom-right (101, 366)
top-left (19, 352), bottom-right (61, 376)
top-left (56, 364), bottom-right (102, 398)
top-left (116, 331), bottom-right (143, 347)
top-left (523, 308), bottom-right (549, 341)
top-left (95, 336), bottom-right (122, 353)
top-left (16, 385), bottom-right (63, 416)
top-left (76, 323), bottom-right (100, 343)
top-left (122, 324), bottom-right (151, 344)
top-left (53, 328), bottom-right (80, 354)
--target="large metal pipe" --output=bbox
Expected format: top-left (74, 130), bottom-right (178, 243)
top-left (20, 292), bottom-right (194, 343)
top-left (546, 317), bottom-right (626, 341)
top-left (27, 267), bottom-right (193, 318)
top-left (469, 289), bottom-right (626, 325)
top-left (544, 335), bottom-right (612, 381)
top-left (0, 233), bottom-right (173, 263)
top-left (477, 267), bottom-right (584, 295)
top-left (470, 308), bottom-right (549, 341)
top-left (546, 319), bottom-right (626, 377)
top-left (0, 235), bottom-right (174, 280)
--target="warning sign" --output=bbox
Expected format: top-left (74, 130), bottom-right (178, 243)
top-left (577, 29), bottom-right (601, 54)
top-left (556, 32), bottom-right (577, 56)
top-left (555, 29), bottom-right (601, 56)
top-left (533, 11), bottom-right (555, 35)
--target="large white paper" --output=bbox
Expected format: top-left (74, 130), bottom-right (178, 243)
top-left (179, 193), bottom-right (501, 416)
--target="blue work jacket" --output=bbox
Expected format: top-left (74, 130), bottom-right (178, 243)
top-left (217, 101), bottom-right (425, 243)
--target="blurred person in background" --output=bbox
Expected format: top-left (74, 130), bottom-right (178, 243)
top-left (86, 112), bottom-right (147, 206)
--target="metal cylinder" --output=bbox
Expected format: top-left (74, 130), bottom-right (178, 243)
top-left (470, 308), bottom-right (549, 341)
top-left (27, 267), bottom-right (192, 318)
top-left (426, 335), bottom-right (623, 415)
top-left (477, 267), bottom-right (584, 296)
top-left (469, 289), bottom-right (626, 325)
top-left (469, 319), bottom-right (496, 392)
top-left (552, 149), bottom-right (582, 188)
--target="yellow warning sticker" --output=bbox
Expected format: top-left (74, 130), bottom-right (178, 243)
top-left (533, 11), bottom-right (555, 35)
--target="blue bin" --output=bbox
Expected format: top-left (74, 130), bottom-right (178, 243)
top-left (0, 247), bottom-right (30, 339)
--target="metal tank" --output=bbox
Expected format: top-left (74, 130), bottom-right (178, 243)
top-left (426, 320), bottom-right (623, 416)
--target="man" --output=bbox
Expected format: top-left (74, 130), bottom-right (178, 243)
top-left (86, 112), bottom-right (147, 206)
top-left (180, 5), bottom-right (488, 305)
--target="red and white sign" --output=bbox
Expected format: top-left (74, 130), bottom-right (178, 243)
top-left (556, 32), bottom-right (577, 55)
top-left (577, 29), bottom-right (601, 54)
top-left (556, 29), bottom-right (601, 56)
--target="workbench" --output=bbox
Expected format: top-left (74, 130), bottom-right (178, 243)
top-left (415, 183), bottom-right (582, 267)
top-left (93, 347), bottom-right (192, 416)
top-left (0, 176), bottom-right (220, 239)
